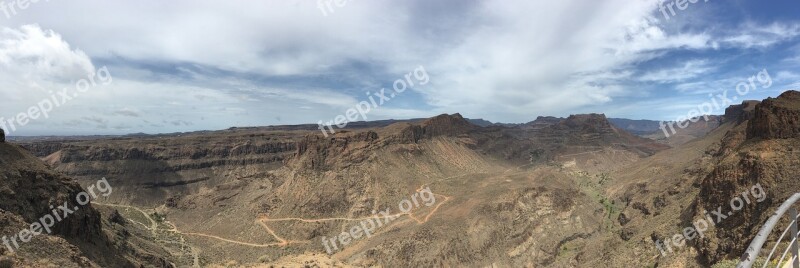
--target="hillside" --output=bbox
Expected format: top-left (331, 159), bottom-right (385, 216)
top-left (0, 137), bottom-right (172, 267)
top-left (7, 91), bottom-right (800, 267)
top-left (569, 90), bottom-right (800, 267)
top-left (11, 112), bottom-right (669, 266)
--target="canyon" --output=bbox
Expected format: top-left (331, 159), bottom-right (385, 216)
top-left (0, 91), bottom-right (798, 267)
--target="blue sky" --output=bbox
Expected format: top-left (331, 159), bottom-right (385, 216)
top-left (0, 0), bottom-right (799, 135)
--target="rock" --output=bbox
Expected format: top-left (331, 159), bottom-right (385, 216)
top-left (0, 128), bottom-right (4, 143)
top-left (747, 90), bottom-right (800, 139)
top-left (619, 229), bottom-right (634, 241)
top-left (108, 209), bottom-right (126, 225)
top-left (617, 213), bottom-right (630, 226)
top-left (724, 100), bottom-right (760, 123)
top-left (420, 113), bottom-right (476, 138)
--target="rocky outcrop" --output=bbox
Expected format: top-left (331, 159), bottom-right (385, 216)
top-left (294, 131), bottom-right (379, 171)
top-left (0, 143), bottom-right (102, 243)
top-left (53, 142), bottom-right (295, 163)
top-left (724, 100), bottom-right (760, 124)
top-left (556, 114), bottom-right (616, 136)
top-left (389, 113), bottom-right (476, 143)
top-left (747, 90), bottom-right (800, 139)
top-left (420, 113), bottom-right (476, 137)
top-left (1, 128), bottom-right (4, 143)
top-left (20, 141), bottom-right (63, 157)
top-left (692, 90), bottom-right (800, 264)
top-left (525, 116), bottom-right (564, 130)
top-left (0, 142), bottom-right (171, 267)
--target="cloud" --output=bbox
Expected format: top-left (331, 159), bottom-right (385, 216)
top-left (640, 60), bottom-right (715, 84)
top-left (112, 108), bottom-right (140, 117)
top-left (0, 25), bottom-right (94, 82)
top-left (0, 1), bottom-right (797, 134)
top-left (722, 22), bottom-right (800, 48)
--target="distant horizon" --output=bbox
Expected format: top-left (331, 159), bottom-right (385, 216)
top-left (5, 110), bottom-right (735, 137)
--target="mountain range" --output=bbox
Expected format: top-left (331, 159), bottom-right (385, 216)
top-left (0, 91), bottom-right (799, 267)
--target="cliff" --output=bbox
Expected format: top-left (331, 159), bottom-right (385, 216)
top-left (694, 90), bottom-right (800, 264)
top-left (0, 142), bottom-right (170, 267)
top-left (747, 91), bottom-right (800, 139)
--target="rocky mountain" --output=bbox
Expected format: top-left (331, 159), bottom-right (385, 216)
top-left (567, 90), bottom-right (800, 267)
top-left (8, 111), bottom-right (671, 267)
top-left (7, 91), bottom-right (800, 267)
top-left (747, 91), bottom-right (800, 139)
top-left (694, 91), bottom-right (800, 264)
top-left (641, 115), bottom-right (724, 146)
top-left (0, 140), bottom-right (171, 267)
top-left (511, 116), bottom-right (723, 147)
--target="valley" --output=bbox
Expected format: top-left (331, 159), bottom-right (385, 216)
top-left (2, 91), bottom-right (799, 267)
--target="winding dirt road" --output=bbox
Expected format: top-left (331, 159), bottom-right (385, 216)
top-left (92, 186), bottom-right (451, 252)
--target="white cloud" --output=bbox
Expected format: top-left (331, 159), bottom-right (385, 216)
top-left (0, 1), bottom-right (797, 134)
top-left (640, 59), bottom-right (715, 83)
top-left (775, 71), bottom-right (800, 81)
top-left (722, 22), bottom-right (800, 48)
top-left (0, 24), bottom-right (94, 88)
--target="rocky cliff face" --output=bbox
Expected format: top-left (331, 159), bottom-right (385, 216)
top-left (290, 114), bottom-right (476, 172)
top-left (747, 91), bottom-right (800, 139)
top-left (293, 131), bottom-right (379, 171)
top-left (389, 113), bottom-right (477, 143)
top-left (693, 90), bottom-right (800, 264)
top-left (420, 113), bottom-right (476, 137)
top-left (0, 142), bottom-right (171, 267)
top-left (724, 100), bottom-right (761, 124)
top-left (19, 131), bottom-right (300, 206)
top-left (553, 114), bottom-right (617, 141)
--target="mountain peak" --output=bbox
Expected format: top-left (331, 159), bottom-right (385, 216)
top-left (724, 100), bottom-right (761, 123)
top-left (420, 113), bottom-right (476, 137)
top-left (747, 90), bottom-right (800, 139)
top-left (560, 113), bottom-right (612, 129)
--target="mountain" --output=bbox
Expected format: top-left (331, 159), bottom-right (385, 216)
top-left (641, 115), bottom-right (724, 146)
top-left (695, 91), bottom-right (800, 263)
top-left (568, 90), bottom-right (800, 267)
top-left (466, 118), bottom-right (494, 127)
top-left (7, 91), bottom-right (800, 267)
top-left (0, 137), bottom-right (171, 267)
top-left (12, 111), bottom-right (668, 267)
top-left (608, 118), bottom-right (663, 135)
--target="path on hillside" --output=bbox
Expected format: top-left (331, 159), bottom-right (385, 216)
top-left (93, 202), bottom-right (202, 267)
top-left (92, 186), bottom-right (452, 252)
top-left (94, 162), bottom-right (556, 255)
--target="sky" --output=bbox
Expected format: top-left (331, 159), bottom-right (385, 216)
top-left (0, 0), bottom-right (799, 136)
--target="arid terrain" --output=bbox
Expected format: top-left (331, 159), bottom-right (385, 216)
top-left (0, 91), bottom-right (797, 267)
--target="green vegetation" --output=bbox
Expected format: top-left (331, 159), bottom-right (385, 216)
top-left (572, 171), bottom-right (619, 230)
top-left (151, 212), bottom-right (166, 223)
top-left (598, 173), bottom-right (611, 185)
